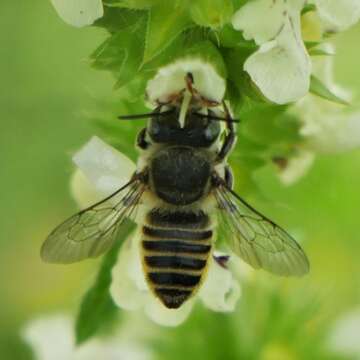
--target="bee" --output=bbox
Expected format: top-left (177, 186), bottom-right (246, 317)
top-left (41, 74), bottom-right (309, 309)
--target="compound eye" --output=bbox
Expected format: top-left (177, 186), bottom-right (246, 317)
top-left (204, 127), bottom-right (214, 140)
top-left (204, 120), bottom-right (220, 142)
top-left (151, 121), bottom-right (160, 135)
top-left (158, 109), bottom-right (179, 127)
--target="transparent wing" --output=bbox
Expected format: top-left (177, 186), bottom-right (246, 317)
top-left (215, 184), bottom-right (310, 277)
top-left (41, 178), bottom-right (144, 264)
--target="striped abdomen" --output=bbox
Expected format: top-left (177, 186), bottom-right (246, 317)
top-left (141, 209), bottom-right (213, 309)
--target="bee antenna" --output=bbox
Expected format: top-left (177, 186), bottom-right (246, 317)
top-left (193, 112), bottom-right (240, 123)
top-left (118, 109), bottom-right (174, 121)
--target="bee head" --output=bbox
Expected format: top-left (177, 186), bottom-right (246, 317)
top-left (147, 106), bottom-right (221, 148)
top-left (119, 73), bottom-right (235, 148)
top-left (147, 72), bottom-right (224, 147)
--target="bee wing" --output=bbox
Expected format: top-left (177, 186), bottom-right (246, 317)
top-left (214, 184), bottom-right (309, 276)
top-left (41, 177), bottom-right (144, 264)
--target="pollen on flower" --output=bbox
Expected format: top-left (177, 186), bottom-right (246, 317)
top-left (301, 11), bottom-right (323, 42)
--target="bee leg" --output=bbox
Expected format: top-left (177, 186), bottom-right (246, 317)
top-left (216, 102), bottom-right (238, 162)
top-left (224, 166), bottom-right (234, 190)
top-left (136, 128), bottom-right (149, 150)
top-left (217, 130), bottom-right (236, 160)
top-left (213, 254), bottom-right (230, 269)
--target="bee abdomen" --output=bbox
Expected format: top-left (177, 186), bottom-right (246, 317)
top-left (142, 240), bottom-right (210, 254)
top-left (141, 210), bottom-right (213, 309)
top-left (143, 227), bottom-right (212, 240)
top-left (147, 209), bottom-right (209, 229)
top-left (145, 255), bottom-right (206, 270)
top-left (149, 272), bottom-right (201, 287)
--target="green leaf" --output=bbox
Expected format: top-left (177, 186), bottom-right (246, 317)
top-left (94, 6), bottom-right (144, 33)
top-left (142, 33), bottom-right (227, 84)
top-left (91, 16), bottom-right (147, 88)
top-left (189, 0), bottom-right (233, 29)
top-left (304, 41), bottom-right (321, 50)
top-left (239, 102), bottom-right (299, 145)
top-left (185, 40), bottom-right (228, 78)
top-left (310, 75), bottom-right (349, 105)
top-left (214, 25), bottom-right (257, 48)
top-left (223, 48), bottom-right (268, 104)
top-left (91, 89), bottom-right (148, 159)
top-left (232, 0), bottom-right (248, 11)
top-left (301, 3), bottom-right (316, 15)
top-left (75, 219), bottom-right (135, 345)
top-left (143, 3), bottom-right (192, 64)
top-left (104, 0), bottom-right (161, 9)
top-left (227, 78), bottom-right (301, 166)
top-left (308, 47), bottom-right (334, 57)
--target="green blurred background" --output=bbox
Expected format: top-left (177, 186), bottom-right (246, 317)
top-left (1, 1), bottom-right (360, 359)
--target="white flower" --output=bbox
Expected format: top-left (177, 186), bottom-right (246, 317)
top-left (71, 136), bottom-right (143, 223)
top-left (299, 98), bottom-right (360, 154)
top-left (327, 307), bottom-right (360, 357)
top-left (146, 59), bottom-right (226, 105)
top-left (310, 44), bottom-right (351, 102)
top-left (275, 150), bottom-right (315, 186)
top-left (276, 43), bottom-right (360, 184)
top-left (72, 136), bottom-right (136, 200)
top-left (70, 169), bottom-right (103, 209)
top-left (313, 0), bottom-right (360, 31)
top-left (231, 0), bottom-right (360, 104)
top-left (297, 45), bottom-right (360, 154)
top-left (50, 0), bottom-right (104, 27)
top-left (232, 0), bottom-right (311, 104)
top-left (22, 314), bottom-right (152, 360)
top-left (71, 136), bottom-right (241, 327)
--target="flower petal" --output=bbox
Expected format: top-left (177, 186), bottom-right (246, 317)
top-left (244, 14), bottom-right (311, 104)
top-left (126, 231), bottom-right (148, 292)
top-left (232, 0), bottom-right (287, 44)
top-left (75, 339), bottom-right (151, 360)
top-left (23, 314), bottom-right (152, 360)
top-left (70, 168), bottom-right (104, 209)
top-left (73, 136), bottom-right (136, 197)
top-left (327, 307), bottom-right (360, 356)
top-left (311, 43), bottom-right (352, 102)
top-left (110, 233), bottom-right (147, 311)
top-left (50, 0), bottom-right (103, 28)
top-left (146, 59), bottom-right (226, 105)
top-left (144, 296), bottom-right (194, 327)
top-left (305, 110), bottom-right (360, 153)
top-left (293, 45), bottom-right (360, 154)
top-left (199, 256), bottom-right (241, 312)
top-left (22, 315), bottom-right (74, 360)
top-left (315, 0), bottom-right (360, 31)
top-left (276, 150), bottom-right (315, 185)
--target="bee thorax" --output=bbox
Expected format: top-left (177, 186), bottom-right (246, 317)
top-left (149, 146), bottom-right (212, 206)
